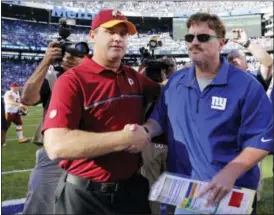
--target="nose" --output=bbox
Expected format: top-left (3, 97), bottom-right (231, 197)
top-left (113, 33), bottom-right (123, 42)
top-left (191, 35), bottom-right (200, 45)
top-left (231, 58), bottom-right (239, 64)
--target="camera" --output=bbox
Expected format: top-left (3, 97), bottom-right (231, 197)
top-left (147, 36), bottom-right (162, 51)
top-left (139, 48), bottom-right (171, 83)
top-left (53, 18), bottom-right (90, 71)
top-left (142, 59), bottom-right (170, 83)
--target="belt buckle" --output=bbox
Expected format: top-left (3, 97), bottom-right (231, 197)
top-left (101, 182), bottom-right (119, 193)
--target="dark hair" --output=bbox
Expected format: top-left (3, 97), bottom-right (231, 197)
top-left (162, 56), bottom-right (177, 77)
top-left (186, 12), bottom-right (226, 39)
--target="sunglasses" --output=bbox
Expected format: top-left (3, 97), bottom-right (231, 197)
top-left (184, 34), bottom-right (220, 43)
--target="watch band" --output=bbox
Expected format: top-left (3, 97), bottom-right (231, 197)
top-left (143, 126), bottom-right (149, 134)
top-left (243, 39), bottom-right (251, 48)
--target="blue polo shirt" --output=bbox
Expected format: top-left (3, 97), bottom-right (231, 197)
top-left (150, 57), bottom-right (273, 190)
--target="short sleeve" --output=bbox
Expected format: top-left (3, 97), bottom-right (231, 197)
top-left (3, 91), bottom-right (10, 102)
top-left (41, 71), bottom-right (83, 133)
top-left (239, 81), bottom-right (273, 153)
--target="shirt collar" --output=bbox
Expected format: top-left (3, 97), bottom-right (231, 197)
top-left (81, 56), bottom-right (124, 74)
top-left (183, 56), bottom-right (229, 87)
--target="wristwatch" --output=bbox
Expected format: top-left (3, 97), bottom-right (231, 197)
top-left (143, 126), bottom-right (149, 134)
top-left (243, 39), bottom-right (251, 48)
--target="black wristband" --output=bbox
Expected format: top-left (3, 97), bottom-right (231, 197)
top-left (143, 126), bottom-right (149, 134)
top-left (243, 39), bottom-right (251, 48)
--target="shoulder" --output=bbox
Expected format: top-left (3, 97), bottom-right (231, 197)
top-left (123, 65), bottom-right (138, 74)
top-left (52, 69), bottom-right (80, 90)
top-left (228, 64), bottom-right (261, 87)
top-left (227, 65), bottom-right (265, 99)
top-left (4, 90), bottom-right (12, 97)
top-left (167, 68), bottom-right (189, 84)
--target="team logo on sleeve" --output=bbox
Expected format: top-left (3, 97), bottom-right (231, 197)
top-left (211, 96), bottom-right (227, 110)
top-left (128, 78), bottom-right (134, 86)
top-left (261, 137), bottom-right (272, 143)
top-left (49, 109), bottom-right (57, 119)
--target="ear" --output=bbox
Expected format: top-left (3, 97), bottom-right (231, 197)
top-left (219, 38), bottom-right (226, 51)
top-left (89, 30), bottom-right (96, 41)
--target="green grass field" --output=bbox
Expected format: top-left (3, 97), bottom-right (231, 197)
top-left (1, 105), bottom-right (273, 214)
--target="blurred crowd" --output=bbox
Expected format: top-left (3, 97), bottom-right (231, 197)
top-left (1, 1), bottom-right (273, 94)
top-left (2, 19), bottom-right (273, 55)
top-left (1, 57), bottom-right (40, 94)
top-left (1, 55), bottom-right (261, 95)
top-left (27, 1), bottom-right (271, 15)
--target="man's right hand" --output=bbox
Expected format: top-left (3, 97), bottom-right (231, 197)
top-left (123, 124), bottom-right (151, 153)
top-left (42, 41), bottom-right (62, 65)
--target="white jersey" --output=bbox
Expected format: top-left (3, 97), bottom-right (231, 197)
top-left (4, 90), bottom-right (20, 113)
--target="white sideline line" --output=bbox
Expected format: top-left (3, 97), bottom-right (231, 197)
top-left (6, 136), bottom-right (32, 141)
top-left (11, 124), bottom-right (38, 127)
top-left (1, 198), bottom-right (26, 206)
top-left (2, 169), bottom-right (32, 175)
top-left (23, 118), bottom-right (41, 121)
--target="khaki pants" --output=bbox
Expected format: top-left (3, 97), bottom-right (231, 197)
top-left (32, 119), bottom-right (44, 146)
top-left (141, 142), bottom-right (175, 214)
top-left (257, 162), bottom-right (263, 201)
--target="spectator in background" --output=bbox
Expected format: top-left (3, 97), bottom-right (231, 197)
top-left (3, 83), bottom-right (29, 144)
top-left (140, 56), bottom-right (180, 215)
top-left (21, 41), bottom-right (84, 214)
top-left (227, 28), bottom-right (273, 91)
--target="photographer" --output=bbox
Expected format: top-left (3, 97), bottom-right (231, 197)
top-left (140, 56), bottom-right (182, 215)
top-left (21, 41), bottom-right (84, 214)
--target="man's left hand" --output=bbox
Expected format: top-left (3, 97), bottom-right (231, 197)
top-left (197, 169), bottom-right (237, 207)
top-left (231, 28), bottom-right (248, 46)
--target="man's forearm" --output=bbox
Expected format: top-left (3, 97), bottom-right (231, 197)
top-left (143, 118), bottom-right (163, 138)
top-left (44, 128), bottom-right (130, 160)
top-left (247, 43), bottom-right (273, 80)
top-left (21, 59), bottom-right (50, 105)
top-left (247, 43), bottom-right (273, 68)
top-left (220, 147), bottom-right (269, 180)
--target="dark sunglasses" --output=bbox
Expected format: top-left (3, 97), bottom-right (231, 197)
top-left (184, 34), bottom-right (220, 43)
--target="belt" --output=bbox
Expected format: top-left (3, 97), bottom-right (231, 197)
top-left (65, 173), bottom-right (135, 193)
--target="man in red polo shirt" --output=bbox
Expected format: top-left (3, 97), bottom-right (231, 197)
top-left (42, 9), bottom-right (161, 214)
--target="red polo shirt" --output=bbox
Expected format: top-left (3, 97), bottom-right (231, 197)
top-left (42, 56), bottom-right (160, 182)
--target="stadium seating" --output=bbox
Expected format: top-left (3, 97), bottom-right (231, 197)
top-left (2, 18), bottom-right (273, 55)
top-left (28, 1), bottom-right (271, 15)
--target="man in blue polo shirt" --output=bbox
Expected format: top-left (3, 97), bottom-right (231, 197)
top-left (134, 12), bottom-right (273, 215)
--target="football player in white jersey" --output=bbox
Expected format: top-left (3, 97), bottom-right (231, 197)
top-left (4, 83), bottom-right (28, 144)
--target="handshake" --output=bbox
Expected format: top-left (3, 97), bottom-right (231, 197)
top-left (123, 124), bottom-right (151, 153)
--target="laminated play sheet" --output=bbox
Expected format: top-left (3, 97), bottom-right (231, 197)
top-left (149, 172), bottom-right (256, 214)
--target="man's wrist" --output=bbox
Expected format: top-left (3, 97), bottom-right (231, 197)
top-left (41, 58), bottom-right (52, 66)
top-left (242, 39), bottom-right (251, 48)
top-left (221, 162), bottom-right (244, 180)
top-left (143, 126), bottom-right (149, 134)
